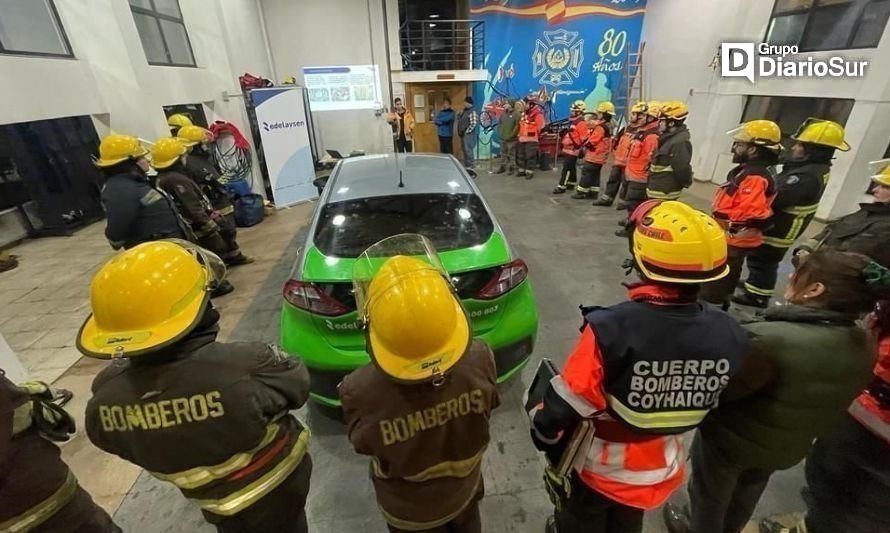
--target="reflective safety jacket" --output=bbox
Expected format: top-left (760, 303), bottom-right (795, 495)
top-left (647, 125), bottom-right (693, 200)
top-left (624, 123), bottom-right (661, 183)
top-left (519, 106), bottom-right (545, 143)
top-left (849, 335), bottom-right (890, 444)
top-left (184, 151), bottom-right (234, 215)
top-left (101, 171), bottom-right (187, 250)
top-left (761, 161), bottom-right (831, 248)
top-left (583, 120), bottom-right (612, 165)
top-left (340, 340), bottom-right (500, 530)
top-left (561, 116), bottom-right (589, 157)
top-left (1, 375), bottom-right (115, 533)
top-left (712, 162), bottom-right (777, 248)
top-left (85, 323), bottom-right (311, 521)
top-left (533, 284), bottom-right (747, 509)
top-left (612, 126), bottom-right (636, 167)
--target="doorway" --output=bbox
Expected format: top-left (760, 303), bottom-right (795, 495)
top-left (406, 83), bottom-right (468, 156)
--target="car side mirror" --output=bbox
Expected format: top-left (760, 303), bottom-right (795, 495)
top-left (467, 168), bottom-right (478, 180)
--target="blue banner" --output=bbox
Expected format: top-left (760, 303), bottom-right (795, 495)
top-left (470, 0), bottom-right (647, 157)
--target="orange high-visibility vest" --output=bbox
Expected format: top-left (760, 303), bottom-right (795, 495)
top-left (613, 129), bottom-right (635, 167)
top-left (561, 118), bottom-right (589, 157)
top-left (584, 122), bottom-right (611, 165)
top-left (849, 336), bottom-right (890, 443)
top-left (625, 124), bottom-right (660, 183)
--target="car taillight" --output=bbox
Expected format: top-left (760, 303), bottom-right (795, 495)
top-left (283, 279), bottom-right (350, 316)
top-left (476, 259), bottom-right (528, 300)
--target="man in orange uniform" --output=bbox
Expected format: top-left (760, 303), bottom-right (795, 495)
top-left (531, 201), bottom-right (748, 533)
top-left (700, 120), bottom-right (780, 307)
top-left (572, 102), bottom-right (615, 200)
top-left (593, 102), bottom-right (647, 208)
top-left (517, 97), bottom-right (546, 180)
top-left (553, 100), bottom-right (589, 194)
top-left (616, 102), bottom-right (662, 236)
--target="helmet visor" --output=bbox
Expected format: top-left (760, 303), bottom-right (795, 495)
top-left (869, 159), bottom-right (890, 181)
top-left (352, 234), bottom-right (450, 321)
top-left (162, 238), bottom-right (227, 288)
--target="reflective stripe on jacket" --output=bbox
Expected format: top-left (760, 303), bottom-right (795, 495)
top-left (561, 117), bottom-right (589, 157)
top-left (583, 121), bottom-right (612, 165)
top-left (712, 163), bottom-right (776, 248)
top-left (624, 124), bottom-right (660, 182)
top-left (533, 284), bottom-right (747, 509)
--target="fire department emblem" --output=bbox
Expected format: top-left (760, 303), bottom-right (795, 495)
top-left (533, 29), bottom-right (584, 87)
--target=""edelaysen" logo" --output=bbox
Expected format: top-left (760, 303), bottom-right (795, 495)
top-left (262, 120), bottom-right (306, 132)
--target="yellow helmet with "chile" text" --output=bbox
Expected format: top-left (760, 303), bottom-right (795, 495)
top-left (631, 200), bottom-right (729, 284)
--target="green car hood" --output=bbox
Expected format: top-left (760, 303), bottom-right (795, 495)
top-left (300, 231), bottom-right (511, 280)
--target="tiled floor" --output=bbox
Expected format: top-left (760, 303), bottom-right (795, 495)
top-left (0, 203), bottom-right (315, 514)
top-left (1, 174), bottom-right (823, 532)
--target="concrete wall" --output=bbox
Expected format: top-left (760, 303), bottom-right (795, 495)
top-left (260, 0), bottom-right (399, 154)
top-left (641, 0), bottom-right (890, 220)
top-left (0, 0), bottom-right (272, 190)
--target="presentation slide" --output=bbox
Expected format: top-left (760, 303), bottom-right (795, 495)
top-left (302, 65), bottom-right (382, 111)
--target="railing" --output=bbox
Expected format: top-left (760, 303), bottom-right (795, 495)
top-left (399, 19), bottom-right (485, 71)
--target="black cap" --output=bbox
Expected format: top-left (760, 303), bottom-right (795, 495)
top-left (465, 96), bottom-right (474, 105)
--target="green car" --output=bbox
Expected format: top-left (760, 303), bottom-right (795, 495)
top-left (280, 153), bottom-right (538, 406)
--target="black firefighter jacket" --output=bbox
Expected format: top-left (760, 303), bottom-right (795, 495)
top-left (798, 201), bottom-right (890, 266)
top-left (85, 319), bottom-right (311, 521)
top-left (762, 161), bottom-right (831, 248)
top-left (647, 125), bottom-right (693, 198)
top-left (101, 171), bottom-right (187, 250)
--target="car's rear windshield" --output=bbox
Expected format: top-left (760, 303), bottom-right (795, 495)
top-left (313, 193), bottom-right (494, 258)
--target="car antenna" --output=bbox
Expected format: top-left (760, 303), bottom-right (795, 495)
top-left (398, 169), bottom-right (405, 188)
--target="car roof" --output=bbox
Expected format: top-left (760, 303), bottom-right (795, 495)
top-left (326, 153), bottom-right (475, 202)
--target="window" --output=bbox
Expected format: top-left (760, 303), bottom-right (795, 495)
top-left (740, 95), bottom-right (854, 147)
top-left (0, 0), bottom-right (73, 58)
top-left (765, 0), bottom-right (890, 51)
top-left (314, 194), bottom-right (494, 258)
top-left (129, 0), bottom-right (196, 67)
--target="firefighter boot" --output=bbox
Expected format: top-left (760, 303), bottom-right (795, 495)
top-left (495, 165), bottom-right (506, 174)
top-left (210, 279), bottom-right (235, 298)
top-left (571, 191), bottom-right (592, 200)
top-left (552, 186), bottom-right (567, 194)
top-left (591, 195), bottom-right (613, 206)
top-left (516, 169), bottom-right (527, 177)
top-left (525, 170), bottom-right (534, 180)
top-left (663, 503), bottom-right (693, 533)
top-left (759, 517), bottom-right (807, 533)
top-left (731, 291), bottom-right (769, 308)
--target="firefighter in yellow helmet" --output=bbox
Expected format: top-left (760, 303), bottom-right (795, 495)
top-left (700, 120), bottom-right (780, 308)
top-left (734, 118), bottom-right (851, 308)
top-left (554, 100), bottom-right (590, 193)
top-left (572, 101), bottom-right (615, 199)
top-left (530, 201), bottom-right (747, 533)
top-left (177, 126), bottom-right (253, 267)
top-left (95, 133), bottom-right (190, 250)
top-left (340, 234), bottom-right (500, 533)
top-left (167, 113), bottom-right (193, 136)
top-left (80, 240), bottom-right (312, 533)
top-left (594, 101), bottom-right (648, 208)
top-left (647, 101), bottom-right (693, 202)
top-left (1, 374), bottom-right (121, 533)
top-left (150, 137), bottom-right (239, 295)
